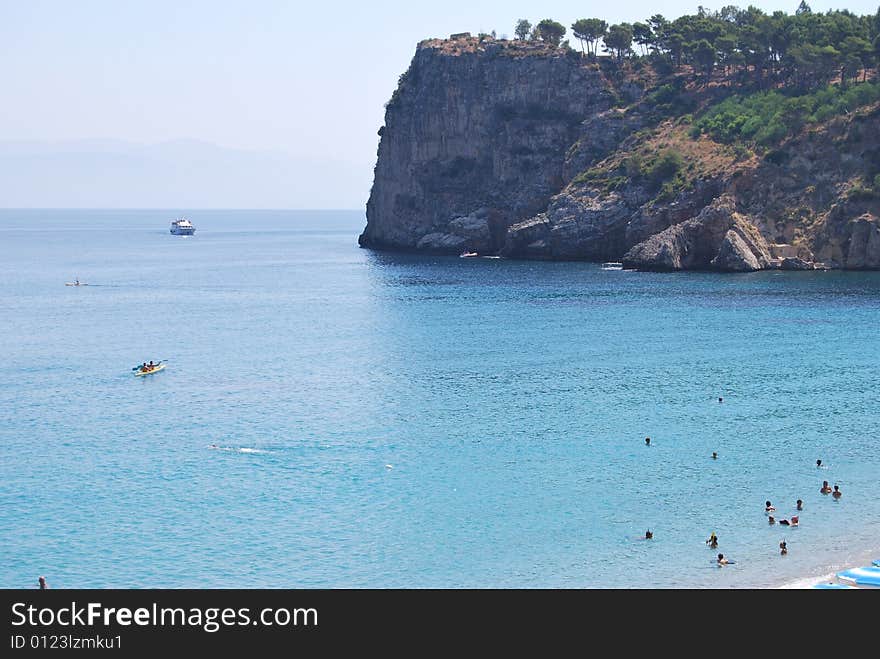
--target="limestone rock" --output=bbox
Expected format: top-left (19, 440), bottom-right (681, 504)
top-left (779, 257), bottom-right (816, 270)
top-left (711, 230), bottom-right (764, 271)
top-left (360, 39), bottom-right (619, 252)
top-left (622, 196), bottom-right (771, 272)
top-left (845, 213), bottom-right (880, 269)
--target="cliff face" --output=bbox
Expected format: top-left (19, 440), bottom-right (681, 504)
top-left (360, 38), bottom-right (626, 253)
top-left (362, 37), bottom-right (880, 271)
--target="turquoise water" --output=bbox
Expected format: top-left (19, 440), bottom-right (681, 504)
top-left (1, 209), bottom-right (878, 588)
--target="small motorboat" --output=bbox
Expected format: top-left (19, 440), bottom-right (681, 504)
top-left (459, 251), bottom-right (479, 258)
top-left (65, 279), bottom-right (88, 286)
top-left (601, 262), bottom-right (624, 270)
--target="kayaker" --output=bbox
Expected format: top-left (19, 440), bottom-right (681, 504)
top-left (147, 360), bottom-right (155, 370)
top-left (141, 362), bottom-right (148, 372)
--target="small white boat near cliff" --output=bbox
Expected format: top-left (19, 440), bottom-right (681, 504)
top-left (601, 262), bottom-right (624, 270)
top-left (170, 217), bottom-right (195, 235)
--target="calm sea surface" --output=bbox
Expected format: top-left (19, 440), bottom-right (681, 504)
top-left (1, 209), bottom-right (878, 588)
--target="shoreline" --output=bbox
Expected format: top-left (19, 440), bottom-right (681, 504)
top-left (776, 543), bottom-right (880, 589)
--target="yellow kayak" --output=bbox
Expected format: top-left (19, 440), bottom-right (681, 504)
top-left (134, 364), bottom-right (166, 376)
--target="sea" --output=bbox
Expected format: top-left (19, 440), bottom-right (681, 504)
top-left (1, 209), bottom-right (878, 588)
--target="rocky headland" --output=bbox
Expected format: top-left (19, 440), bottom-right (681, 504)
top-left (360, 34), bottom-right (880, 271)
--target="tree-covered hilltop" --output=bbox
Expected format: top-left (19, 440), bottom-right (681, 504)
top-left (507, 5), bottom-right (880, 167)
top-left (517, 4), bottom-right (880, 91)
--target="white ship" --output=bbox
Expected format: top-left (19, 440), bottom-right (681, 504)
top-left (170, 217), bottom-right (195, 235)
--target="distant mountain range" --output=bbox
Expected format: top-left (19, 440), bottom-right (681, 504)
top-left (0, 139), bottom-right (370, 209)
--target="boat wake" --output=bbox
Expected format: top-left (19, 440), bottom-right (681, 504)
top-left (208, 445), bottom-right (267, 454)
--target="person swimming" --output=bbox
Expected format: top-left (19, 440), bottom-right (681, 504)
top-left (832, 485), bottom-right (842, 499)
top-left (779, 540), bottom-right (788, 556)
top-left (645, 530), bottom-right (653, 539)
top-left (820, 480), bottom-right (832, 494)
top-left (712, 452), bottom-right (718, 459)
top-left (706, 532), bottom-right (718, 549)
top-left (790, 516), bottom-right (799, 527)
top-left (796, 499), bottom-right (803, 511)
top-left (779, 518), bottom-right (790, 526)
top-left (645, 436), bottom-right (650, 446)
top-left (717, 553), bottom-right (729, 565)
top-left (816, 459), bottom-right (823, 468)
top-left (718, 397), bottom-right (723, 403)
top-left (768, 515), bottom-right (776, 525)
top-left (38, 576), bottom-right (48, 589)
top-left (765, 500), bottom-right (776, 513)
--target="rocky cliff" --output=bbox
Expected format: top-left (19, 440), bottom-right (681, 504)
top-left (361, 36), bottom-right (880, 271)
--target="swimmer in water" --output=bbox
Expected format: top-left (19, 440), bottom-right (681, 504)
top-left (718, 397), bottom-right (723, 403)
top-left (645, 530), bottom-right (653, 540)
top-left (38, 576), bottom-right (48, 589)
top-left (706, 532), bottom-right (718, 549)
top-left (779, 540), bottom-right (787, 555)
top-left (768, 515), bottom-right (776, 525)
top-left (645, 436), bottom-right (650, 446)
top-left (765, 500), bottom-right (776, 513)
top-left (820, 480), bottom-right (832, 494)
top-left (791, 516), bottom-right (799, 527)
top-left (796, 499), bottom-right (803, 511)
top-left (816, 459), bottom-right (822, 468)
top-left (717, 553), bottom-right (729, 565)
top-left (832, 485), bottom-right (842, 499)
top-left (779, 518), bottom-right (790, 526)
top-left (712, 452), bottom-right (718, 459)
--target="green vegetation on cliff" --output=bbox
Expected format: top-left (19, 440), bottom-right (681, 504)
top-left (507, 5), bottom-right (880, 186)
top-left (511, 4), bottom-right (880, 145)
top-left (693, 81), bottom-right (880, 145)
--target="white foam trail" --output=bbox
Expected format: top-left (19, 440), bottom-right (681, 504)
top-left (777, 571), bottom-right (838, 589)
top-left (208, 445), bottom-right (265, 454)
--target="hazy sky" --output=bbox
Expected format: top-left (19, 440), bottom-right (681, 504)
top-left (2, 1), bottom-right (877, 208)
